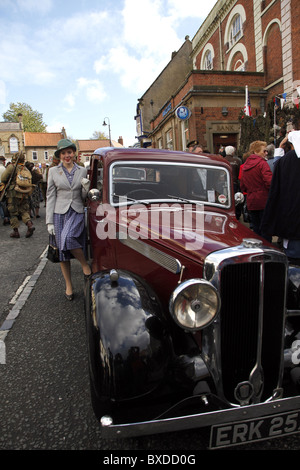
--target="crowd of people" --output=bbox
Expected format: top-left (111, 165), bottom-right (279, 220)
top-left (187, 131), bottom-right (300, 264)
top-left (1, 132), bottom-right (300, 298)
top-left (0, 139), bottom-right (91, 301)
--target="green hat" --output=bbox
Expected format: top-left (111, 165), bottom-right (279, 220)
top-left (55, 139), bottom-right (76, 158)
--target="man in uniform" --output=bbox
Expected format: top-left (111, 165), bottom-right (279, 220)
top-left (1, 152), bottom-right (35, 238)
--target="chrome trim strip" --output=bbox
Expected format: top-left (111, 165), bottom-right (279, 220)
top-left (287, 310), bottom-right (300, 317)
top-left (118, 235), bottom-right (182, 274)
top-left (100, 395), bottom-right (300, 438)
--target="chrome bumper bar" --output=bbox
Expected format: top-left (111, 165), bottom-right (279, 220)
top-left (100, 395), bottom-right (300, 438)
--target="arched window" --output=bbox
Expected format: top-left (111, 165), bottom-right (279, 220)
top-left (234, 59), bottom-right (245, 71)
top-left (204, 50), bottom-right (213, 70)
top-left (200, 44), bottom-right (214, 70)
top-left (229, 14), bottom-right (242, 48)
top-left (224, 5), bottom-right (246, 51)
top-left (9, 136), bottom-right (19, 153)
top-left (226, 43), bottom-right (248, 71)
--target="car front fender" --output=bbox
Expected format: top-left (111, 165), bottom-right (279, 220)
top-left (87, 269), bottom-right (172, 403)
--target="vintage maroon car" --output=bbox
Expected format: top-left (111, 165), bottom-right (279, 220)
top-left (84, 147), bottom-right (300, 448)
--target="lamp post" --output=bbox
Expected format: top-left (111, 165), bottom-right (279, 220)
top-left (102, 117), bottom-right (112, 146)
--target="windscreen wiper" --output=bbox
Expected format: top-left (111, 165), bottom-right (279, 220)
top-left (167, 195), bottom-right (203, 207)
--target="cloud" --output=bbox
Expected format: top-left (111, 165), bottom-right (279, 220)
top-left (167, 0), bottom-right (216, 20)
top-left (63, 77), bottom-right (107, 110)
top-left (122, 0), bottom-right (181, 58)
top-left (94, 47), bottom-right (168, 94)
top-left (46, 121), bottom-right (65, 133)
top-left (93, 0), bottom-right (217, 95)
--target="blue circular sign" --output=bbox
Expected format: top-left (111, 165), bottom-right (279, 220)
top-left (176, 106), bottom-right (191, 120)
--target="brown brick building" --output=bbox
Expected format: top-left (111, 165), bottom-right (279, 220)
top-left (136, 0), bottom-right (300, 154)
top-left (24, 129), bottom-right (67, 165)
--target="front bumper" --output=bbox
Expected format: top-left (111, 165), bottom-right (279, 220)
top-left (100, 395), bottom-right (300, 440)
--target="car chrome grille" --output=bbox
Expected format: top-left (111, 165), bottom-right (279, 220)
top-left (219, 261), bottom-right (286, 403)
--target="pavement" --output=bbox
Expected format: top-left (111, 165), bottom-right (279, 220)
top-left (0, 204), bottom-right (49, 362)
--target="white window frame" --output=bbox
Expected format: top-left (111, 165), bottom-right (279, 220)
top-left (32, 151), bottom-right (38, 161)
top-left (230, 15), bottom-right (242, 48)
top-left (226, 43), bottom-right (248, 71)
top-left (166, 129), bottom-right (173, 150)
top-left (224, 5), bottom-right (246, 52)
top-left (9, 136), bottom-right (19, 153)
top-left (200, 43), bottom-right (214, 71)
top-left (44, 150), bottom-right (49, 161)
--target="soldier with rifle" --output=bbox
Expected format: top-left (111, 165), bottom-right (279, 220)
top-left (1, 153), bottom-right (35, 238)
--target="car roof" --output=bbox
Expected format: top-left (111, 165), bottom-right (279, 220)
top-left (92, 147), bottom-right (231, 169)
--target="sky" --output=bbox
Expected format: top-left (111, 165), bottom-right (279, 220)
top-left (0, 0), bottom-right (218, 147)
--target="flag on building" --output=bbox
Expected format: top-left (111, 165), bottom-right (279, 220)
top-left (244, 85), bottom-right (252, 116)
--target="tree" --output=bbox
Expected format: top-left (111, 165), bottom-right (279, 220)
top-left (90, 130), bottom-right (108, 140)
top-left (2, 102), bottom-right (47, 132)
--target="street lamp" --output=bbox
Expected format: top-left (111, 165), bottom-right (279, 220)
top-left (102, 117), bottom-right (112, 146)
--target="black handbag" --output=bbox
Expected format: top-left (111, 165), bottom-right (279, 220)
top-left (47, 235), bottom-right (60, 263)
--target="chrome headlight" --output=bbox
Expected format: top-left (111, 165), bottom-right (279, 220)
top-left (169, 279), bottom-right (220, 331)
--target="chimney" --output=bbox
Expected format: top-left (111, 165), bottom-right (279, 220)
top-left (18, 113), bottom-right (23, 130)
top-left (118, 136), bottom-right (124, 146)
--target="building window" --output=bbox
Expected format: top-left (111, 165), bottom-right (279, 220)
top-left (204, 50), bottom-right (213, 70)
top-left (44, 150), bottom-right (49, 161)
top-left (32, 151), bottom-right (38, 161)
top-left (200, 43), bottom-right (214, 71)
top-left (157, 138), bottom-right (163, 149)
top-left (166, 129), bottom-right (173, 150)
top-left (224, 5), bottom-right (246, 51)
top-left (9, 136), bottom-right (19, 153)
top-left (234, 59), bottom-right (245, 71)
top-left (229, 15), bottom-right (242, 48)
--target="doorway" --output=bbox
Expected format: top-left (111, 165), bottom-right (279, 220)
top-left (213, 133), bottom-right (238, 154)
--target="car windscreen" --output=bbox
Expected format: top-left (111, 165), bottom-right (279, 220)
top-left (110, 161), bottom-right (231, 208)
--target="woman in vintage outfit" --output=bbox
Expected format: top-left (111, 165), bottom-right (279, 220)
top-left (46, 139), bottom-right (91, 300)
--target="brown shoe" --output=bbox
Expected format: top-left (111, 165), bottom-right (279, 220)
top-left (10, 228), bottom-right (20, 238)
top-left (25, 220), bottom-right (35, 238)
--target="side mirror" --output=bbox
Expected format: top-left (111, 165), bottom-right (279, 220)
top-left (88, 188), bottom-right (101, 201)
top-left (235, 192), bottom-right (244, 206)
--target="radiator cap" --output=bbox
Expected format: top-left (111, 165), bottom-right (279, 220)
top-left (242, 238), bottom-right (263, 248)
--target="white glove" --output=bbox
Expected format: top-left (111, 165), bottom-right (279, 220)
top-left (47, 224), bottom-right (55, 235)
top-left (81, 177), bottom-right (90, 191)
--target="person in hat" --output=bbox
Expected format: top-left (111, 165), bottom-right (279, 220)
top-left (1, 152), bottom-right (35, 238)
top-left (46, 139), bottom-right (91, 301)
top-left (186, 140), bottom-right (198, 152)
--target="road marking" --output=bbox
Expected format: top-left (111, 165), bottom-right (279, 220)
top-left (10, 276), bottom-right (31, 305)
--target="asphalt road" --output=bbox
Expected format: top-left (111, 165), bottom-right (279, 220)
top-left (0, 206), bottom-right (300, 455)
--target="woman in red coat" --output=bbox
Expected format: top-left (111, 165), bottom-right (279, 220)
top-left (240, 141), bottom-right (272, 240)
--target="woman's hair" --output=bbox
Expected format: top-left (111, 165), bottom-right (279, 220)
top-left (249, 141), bottom-right (267, 155)
top-left (242, 151), bottom-right (250, 162)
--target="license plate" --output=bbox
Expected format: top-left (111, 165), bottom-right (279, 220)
top-left (209, 410), bottom-right (300, 449)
